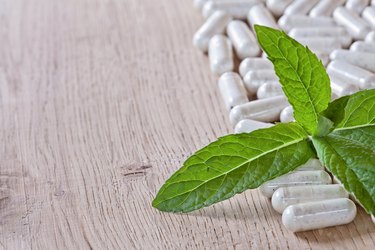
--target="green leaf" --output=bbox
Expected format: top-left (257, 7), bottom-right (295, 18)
top-left (153, 123), bottom-right (315, 213)
top-left (312, 126), bottom-right (375, 215)
top-left (254, 25), bottom-right (331, 135)
top-left (323, 89), bottom-right (375, 130)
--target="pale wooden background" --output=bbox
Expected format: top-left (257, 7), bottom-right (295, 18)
top-left (0, 0), bottom-right (374, 249)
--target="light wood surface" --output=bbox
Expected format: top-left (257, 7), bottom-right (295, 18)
top-left (0, 0), bottom-right (374, 249)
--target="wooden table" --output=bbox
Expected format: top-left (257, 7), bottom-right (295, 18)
top-left (1, 0), bottom-right (374, 249)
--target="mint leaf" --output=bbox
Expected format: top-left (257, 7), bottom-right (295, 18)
top-left (254, 25), bottom-right (331, 135)
top-left (312, 126), bottom-right (375, 215)
top-left (153, 123), bottom-right (315, 212)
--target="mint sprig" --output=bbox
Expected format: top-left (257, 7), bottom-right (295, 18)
top-left (153, 25), bottom-right (375, 216)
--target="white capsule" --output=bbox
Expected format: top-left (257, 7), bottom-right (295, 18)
top-left (327, 60), bottom-right (375, 90)
top-left (295, 37), bottom-right (342, 54)
top-left (257, 81), bottom-right (284, 99)
top-left (289, 27), bottom-right (352, 48)
top-left (259, 170), bottom-right (332, 198)
top-left (227, 20), bottom-right (260, 60)
top-left (350, 41), bottom-right (375, 53)
top-left (218, 72), bottom-right (248, 110)
top-left (333, 7), bottom-right (371, 40)
top-left (279, 106), bottom-right (295, 123)
top-left (266, 0), bottom-right (293, 17)
top-left (328, 70), bottom-right (360, 97)
top-left (243, 70), bottom-right (278, 95)
top-left (272, 184), bottom-right (349, 214)
top-left (193, 11), bottom-right (232, 52)
top-left (247, 4), bottom-right (279, 29)
top-left (282, 198), bottom-right (357, 232)
top-left (296, 158), bottom-right (324, 171)
top-left (229, 95), bottom-right (289, 126)
top-left (346, 0), bottom-right (370, 14)
top-left (309, 0), bottom-right (346, 17)
top-left (239, 58), bottom-right (273, 77)
top-left (362, 6), bottom-right (375, 28)
top-left (234, 119), bottom-right (273, 133)
top-left (372, 215), bottom-right (375, 224)
top-left (208, 35), bottom-right (234, 75)
top-left (194, 0), bottom-right (208, 10)
top-left (330, 49), bottom-right (375, 73)
top-left (202, 0), bottom-right (262, 19)
top-left (284, 0), bottom-right (320, 16)
top-left (365, 31), bottom-right (375, 42)
top-left (278, 15), bottom-right (337, 32)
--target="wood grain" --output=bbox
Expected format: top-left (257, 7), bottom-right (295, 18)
top-left (0, 0), bottom-right (374, 249)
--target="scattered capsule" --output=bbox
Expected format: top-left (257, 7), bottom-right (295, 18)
top-left (365, 31), bottom-right (375, 42)
top-left (279, 106), bottom-right (295, 123)
top-left (257, 81), bottom-right (283, 99)
top-left (234, 119), bottom-right (273, 133)
top-left (309, 0), bottom-right (346, 17)
top-left (208, 35), bottom-right (234, 75)
top-left (284, 0), bottom-right (320, 16)
top-left (266, 0), bottom-right (294, 17)
top-left (278, 15), bottom-right (337, 32)
top-left (330, 49), bottom-right (375, 73)
top-left (328, 71), bottom-right (360, 97)
top-left (282, 198), bottom-right (357, 232)
top-left (202, 0), bottom-right (262, 19)
top-left (289, 27), bottom-right (352, 48)
top-left (193, 11), bottom-right (232, 52)
top-left (272, 184), bottom-right (349, 214)
top-left (345, 0), bottom-right (370, 14)
top-left (227, 20), bottom-right (260, 60)
top-left (350, 41), bottom-right (375, 53)
top-left (218, 72), bottom-right (248, 110)
top-left (327, 60), bottom-right (375, 90)
top-left (239, 57), bottom-right (273, 77)
top-left (296, 158), bottom-right (324, 171)
top-left (259, 170), bottom-right (332, 198)
top-left (193, 0), bottom-right (208, 10)
top-left (247, 4), bottom-right (279, 29)
top-left (229, 95), bottom-right (289, 126)
top-left (243, 69), bottom-right (278, 95)
top-left (333, 7), bottom-right (371, 40)
top-left (362, 6), bottom-right (375, 28)
top-left (296, 37), bottom-right (342, 54)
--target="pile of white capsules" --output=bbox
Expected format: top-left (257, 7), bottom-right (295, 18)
top-left (192, 0), bottom-right (375, 232)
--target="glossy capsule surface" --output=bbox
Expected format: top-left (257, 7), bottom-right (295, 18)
top-left (218, 72), bottom-right (248, 110)
top-left (208, 35), bottom-right (234, 75)
top-left (328, 71), bottom-right (360, 97)
top-left (243, 69), bottom-right (278, 95)
top-left (296, 158), bottom-right (324, 171)
top-left (239, 57), bottom-right (273, 77)
top-left (362, 6), bottom-right (375, 28)
top-left (259, 170), bottom-right (332, 198)
top-left (330, 49), bottom-right (375, 73)
top-left (346, 0), bottom-right (370, 14)
top-left (272, 184), bottom-right (349, 213)
top-left (365, 31), bottom-right (375, 42)
top-left (266, 0), bottom-right (293, 17)
top-left (333, 7), bottom-right (371, 40)
top-left (257, 81), bottom-right (283, 99)
top-left (234, 119), bottom-right (273, 133)
top-left (227, 20), bottom-right (260, 59)
top-left (309, 0), bottom-right (346, 17)
top-left (279, 106), bottom-right (294, 123)
top-left (282, 198), bottom-right (357, 232)
top-left (350, 41), bottom-right (375, 53)
top-left (279, 15), bottom-right (337, 31)
top-left (284, 0), bottom-right (320, 16)
top-left (247, 4), bottom-right (279, 29)
top-left (202, 0), bottom-right (262, 19)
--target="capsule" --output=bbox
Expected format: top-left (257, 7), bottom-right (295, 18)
top-left (350, 41), bottom-right (375, 53)
top-left (257, 81), bottom-right (283, 99)
top-left (362, 6), bottom-right (375, 28)
top-left (193, 0), bottom-right (208, 10)
top-left (328, 71), bottom-right (360, 97)
top-left (243, 70), bottom-right (278, 95)
top-left (365, 31), bottom-right (375, 42)
top-left (282, 198), bottom-right (357, 232)
top-left (330, 49), bottom-right (375, 73)
top-left (193, 11), bottom-right (232, 52)
top-left (289, 27), bottom-right (352, 48)
top-left (296, 37), bottom-right (342, 54)
top-left (309, 0), bottom-right (346, 17)
top-left (208, 35), bottom-right (234, 75)
top-left (202, 0), bottom-right (262, 19)
top-left (296, 158), bottom-right (324, 171)
top-left (346, 0), bottom-right (370, 14)
top-left (227, 20), bottom-right (260, 60)
top-left (279, 106), bottom-right (295, 123)
top-left (239, 58), bottom-right (273, 77)
top-left (372, 215), bottom-right (375, 224)
top-left (229, 95), bottom-right (289, 126)
top-left (279, 15), bottom-right (337, 32)
top-left (247, 4), bottom-right (279, 29)
top-left (218, 72), bottom-right (249, 110)
top-left (333, 7), bottom-right (371, 40)
top-left (272, 184), bottom-right (349, 214)
top-left (284, 0), bottom-right (320, 16)
top-left (234, 119), bottom-right (273, 133)
top-left (266, 0), bottom-right (293, 17)
top-left (327, 61), bottom-right (375, 90)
